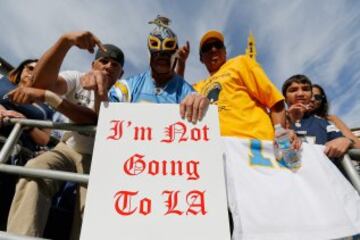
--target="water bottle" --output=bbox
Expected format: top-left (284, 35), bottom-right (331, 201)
top-left (274, 124), bottom-right (301, 171)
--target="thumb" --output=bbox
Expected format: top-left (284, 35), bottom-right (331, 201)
top-left (186, 40), bottom-right (190, 51)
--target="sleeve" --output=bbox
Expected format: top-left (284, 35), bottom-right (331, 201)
top-left (326, 121), bottom-right (343, 141)
top-left (59, 70), bottom-right (83, 95)
top-left (108, 79), bottom-right (130, 102)
top-left (237, 56), bottom-right (284, 108)
top-left (193, 79), bottom-right (206, 94)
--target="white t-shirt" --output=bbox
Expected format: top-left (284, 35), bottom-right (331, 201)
top-left (59, 70), bottom-right (95, 154)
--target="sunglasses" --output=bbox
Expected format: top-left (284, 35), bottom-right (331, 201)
top-left (201, 41), bottom-right (224, 54)
top-left (313, 94), bottom-right (324, 101)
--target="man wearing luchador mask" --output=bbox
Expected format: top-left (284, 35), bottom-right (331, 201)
top-left (108, 15), bottom-right (208, 123)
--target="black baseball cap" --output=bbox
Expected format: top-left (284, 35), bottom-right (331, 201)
top-left (95, 44), bottom-right (125, 67)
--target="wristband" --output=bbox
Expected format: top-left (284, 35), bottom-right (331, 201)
top-left (347, 137), bottom-right (355, 148)
top-left (44, 90), bottom-right (63, 109)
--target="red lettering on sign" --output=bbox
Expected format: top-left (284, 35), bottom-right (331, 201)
top-left (123, 153), bottom-right (200, 180)
top-left (162, 190), bottom-right (183, 215)
top-left (114, 190), bottom-right (152, 216)
top-left (186, 190), bottom-right (207, 215)
top-left (161, 122), bottom-right (210, 143)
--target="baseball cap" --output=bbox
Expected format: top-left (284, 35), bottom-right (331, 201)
top-left (199, 30), bottom-right (224, 50)
top-left (95, 44), bottom-right (125, 67)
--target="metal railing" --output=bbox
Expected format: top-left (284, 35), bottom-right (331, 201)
top-left (0, 118), bottom-right (359, 189)
top-left (0, 118), bottom-right (359, 240)
top-left (343, 149), bottom-right (360, 192)
top-left (0, 231), bottom-right (49, 240)
top-left (0, 118), bottom-right (95, 184)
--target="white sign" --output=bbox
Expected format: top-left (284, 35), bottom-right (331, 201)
top-left (81, 103), bottom-right (230, 240)
top-left (223, 138), bottom-right (360, 240)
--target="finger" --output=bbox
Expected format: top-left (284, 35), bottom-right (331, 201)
top-left (323, 145), bottom-right (329, 155)
top-left (10, 90), bottom-right (21, 103)
top-left (185, 98), bottom-right (194, 122)
top-left (198, 97), bottom-right (209, 121)
top-left (191, 95), bottom-right (201, 124)
top-left (292, 139), bottom-right (301, 151)
top-left (18, 92), bottom-right (28, 104)
top-left (179, 100), bottom-right (186, 119)
top-left (96, 74), bottom-right (107, 97)
top-left (186, 41), bottom-right (190, 51)
top-left (84, 72), bottom-right (97, 90)
top-left (93, 35), bottom-right (107, 53)
top-left (84, 37), bottom-right (95, 54)
top-left (7, 89), bottom-right (16, 100)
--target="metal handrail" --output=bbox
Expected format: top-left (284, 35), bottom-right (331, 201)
top-left (0, 231), bottom-right (49, 240)
top-left (0, 118), bottom-right (95, 184)
top-left (2, 118), bottom-right (96, 132)
top-left (0, 164), bottom-right (89, 184)
top-left (348, 149), bottom-right (360, 161)
top-left (342, 153), bottom-right (360, 193)
top-left (0, 123), bottom-right (23, 163)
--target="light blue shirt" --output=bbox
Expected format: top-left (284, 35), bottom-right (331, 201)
top-left (108, 70), bottom-right (194, 103)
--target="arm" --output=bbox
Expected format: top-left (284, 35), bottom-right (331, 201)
top-left (32, 31), bottom-right (105, 95)
top-left (328, 114), bottom-right (360, 149)
top-left (0, 104), bottom-right (51, 145)
top-left (7, 87), bottom-right (98, 124)
top-left (27, 128), bottom-right (51, 146)
top-left (270, 100), bottom-right (286, 128)
top-left (271, 100), bottom-right (301, 151)
top-left (174, 41), bottom-right (190, 78)
top-left (56, 98), bottom-right (98, 124)
top-left (324, 137), bottom-right (352, 158)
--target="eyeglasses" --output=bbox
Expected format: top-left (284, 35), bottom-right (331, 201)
top-left (313, 94), bottom-right (324, 101)
top-left (200, 41), bottom-right (224, 54)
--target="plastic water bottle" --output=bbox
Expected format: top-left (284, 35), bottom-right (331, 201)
top-left (274, 124), bottom-right (301, 171)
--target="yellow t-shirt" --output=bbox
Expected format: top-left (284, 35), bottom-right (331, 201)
top-left (194, 55), bottom-right (284, 140)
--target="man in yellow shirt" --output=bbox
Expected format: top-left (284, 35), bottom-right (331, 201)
top-left (194, 30), bottom-right (285, 140)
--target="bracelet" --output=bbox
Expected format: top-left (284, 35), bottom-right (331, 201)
top-left (44, 90), bottom-right (63, 109)
top-left (347, 137), bottom-right (355, 148)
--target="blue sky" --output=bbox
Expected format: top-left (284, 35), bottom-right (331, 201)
top-left (1, 0), bottom-right (359, 127)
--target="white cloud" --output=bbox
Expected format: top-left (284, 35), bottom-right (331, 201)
top-left (1, 0), bottom-right (359, 128)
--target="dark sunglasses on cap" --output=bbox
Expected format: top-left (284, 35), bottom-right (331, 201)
top-left (313, 94), bottom-right (324, 101)
top-left (201, 41), bottom-right (224, 54)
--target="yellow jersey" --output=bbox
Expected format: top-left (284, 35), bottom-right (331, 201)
top-left (194, 55), bottom-right (283, 140)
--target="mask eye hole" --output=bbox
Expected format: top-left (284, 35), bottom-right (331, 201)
top-left (148, 36), bottom-right (161, 50)
top-left (150, 40), bottom-right (159, 48)
top-left (164, 40), bottom-right (175, 49)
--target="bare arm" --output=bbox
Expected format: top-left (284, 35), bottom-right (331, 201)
top-left (270, 100), bottom-right (286, 128)
top-left (174, 41), bottom-right (190, 78)
top-left (32, 35), bottom-right (72, 93)
top-left (27, 128), bottom-right (51, 146)
top-left (56, 99), bottom-right (98, 124)
top-left (32, 31), bottom-right (105, 95)
top-left (7, 87), bottom-right (98, 124)
top-left (328, 115), bottom-right (360, 149)
top-left (0, 104), bottom-right (51, 145)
